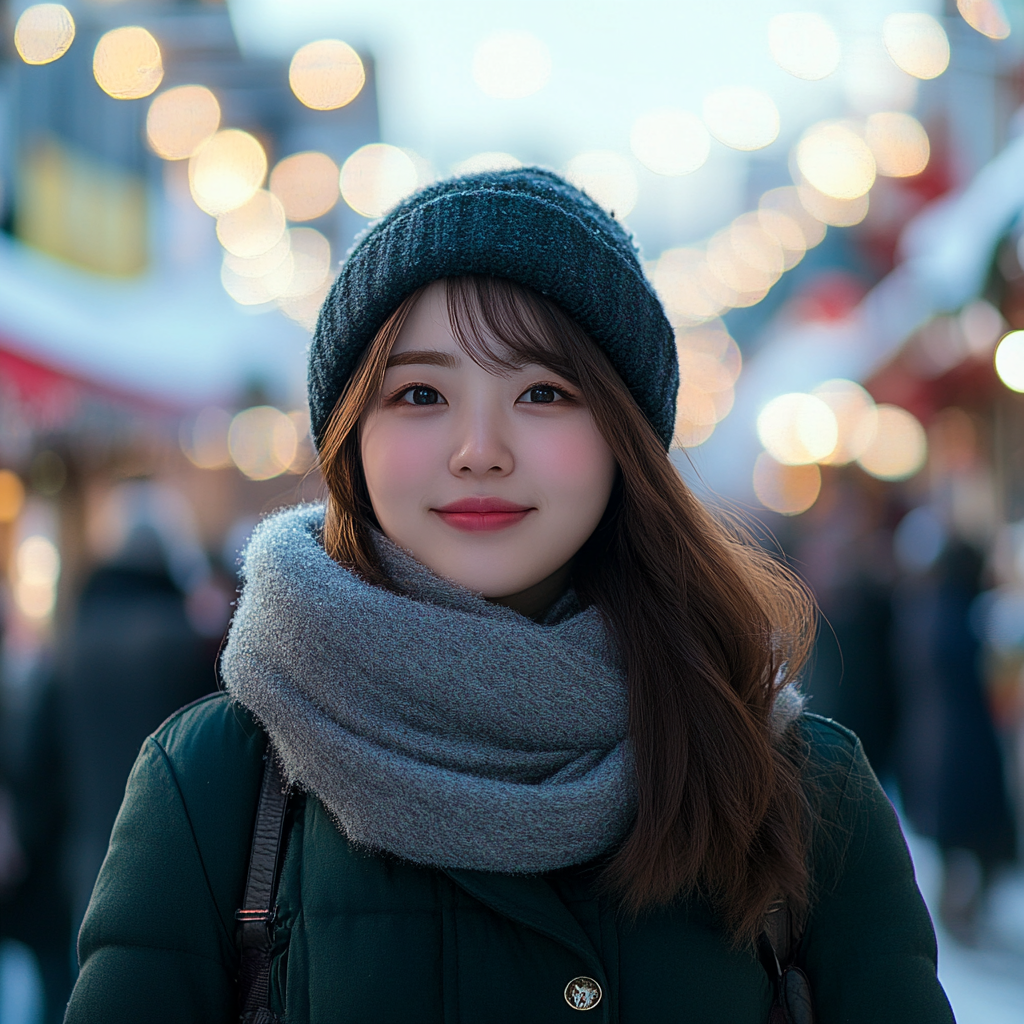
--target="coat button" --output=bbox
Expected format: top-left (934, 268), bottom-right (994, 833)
top-left (564, 976), bottom-right (602, 1011)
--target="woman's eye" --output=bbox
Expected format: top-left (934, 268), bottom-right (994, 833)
top-left (519, 386), bottom-right (562, 404)
top-left (401, 386), bottom-right (444, 406)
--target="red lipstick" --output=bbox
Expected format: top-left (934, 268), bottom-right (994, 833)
top-left (432, 497), bottom-right (534, 532)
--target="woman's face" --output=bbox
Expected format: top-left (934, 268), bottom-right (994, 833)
top-left (360, 281), bottom-right (617, 614)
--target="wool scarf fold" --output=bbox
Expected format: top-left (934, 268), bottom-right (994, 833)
top-left (221, 503), bottom-right (636, 874)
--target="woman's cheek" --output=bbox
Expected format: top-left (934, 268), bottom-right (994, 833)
top-left (527, 422), bottom-right (614, 492)
top-left (364, 421), bottom-right (442, 496)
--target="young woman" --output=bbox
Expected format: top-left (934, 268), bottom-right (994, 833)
top-left (65, 169), bottom-right (954, 1023)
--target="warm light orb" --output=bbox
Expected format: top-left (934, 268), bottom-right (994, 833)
top-left (768, 13), bottom-right (840, 81)
top-left (759, 187), bottom-right (826, 249)
top-left (451, 152), bottom-right (522, 176)
top-left (279, 227), bottom-right (331, 298)
top-left (653, 249), bottom-right (735, 324)
top-left (223, 233), bottom-right (291, 279)
top-left (956, 0), bottom-right (1011, 41)
top-left (229, 406), bottom-right (299, 481)
top-left (14, 4), bottom-right (74, 65)
top-left (811, 379), bottom-right (878, 465)
top-left (93, 26), bottom-right (163, 100)
top-left (15, 535), bottom-right (61, 620)
top-left (269, 151), bottom-right (339, 221)
top-left (864, 112), bottom-right (930, 178)
top-left (857, 405), bottom-right (927, 480)
top-left (146, 85), bottom-right (220, 161)
top-left (0, 470), bottom-right (25, 523)
top-left (289, 40), bottom-right (365, 110)
top-left (995, 331), bottom-right (1024, 391)
top-left (180, 407), bottom-right (233, 470)
top-left (796, 181), bottom-right (869, 227)
top-left (221, 253), bottom-right (294, 306)
top-left (340, 143), bottom-right (418, 219)
top-left (564, 151), bottom-right (638, 220)
top-left (702, 87), bottom-right (780, 151)
top-left (630, 109), bottom-right (710, 176)
top-left (757, 393), bottom-right (838, 465)
top-left (882, 13), bottom-right (950, 80)
top-left (216, 189), bottom-right (287, 259)
top-left (753, 454), bottom-right (822, 515)
top-left (795, 122), bottom-right (876, 200)
top-left (472, 31), bottom-right (551, 99)
top-left (189, 129), bottom-right (268, 216)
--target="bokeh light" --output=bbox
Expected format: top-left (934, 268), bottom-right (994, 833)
top-left (221, 251), bottom-right (294, 306)
top-left (759, 187), bottom-right (826, 250)
top-left (956, 0), bottom-right (1011, 41)
top-left (959, 300), bottom-right (1005, 356)
top-left (472, 31), bottom-right (551, 99)
top-left (630, 109), bottom-right (710, 176)
top-left (289, 39), bottom-right (365, 110)
top-left (856, 405), bottom-right (927, 480)
top-left (753, 454), bottom-right (822, 515)
top-left (189, 129), bottom-right (268, 216)
top-left (795, 121), bottom-right (876, 200)
top-left (767, 12), bottom-right (840, 81)
top-left (702, 87), bottom-right (779, 151)
top-left (216, 190), bottom-right (287, 259)
top-left (228, 406), bottom-right (299, 480)
top-left (865, 112), bottom-right (930, 178)
top-left (93, 26), bottom-right (163, 100)
top-left (882, 13), bottom-right (950, 80)
top-left (564, 151), bottom-right (638, 219)
top-left (0, 470), bottom-right (25, 523)
top-left (15, 535), bottom-right (60, 619)
top-left (796, 181), bottom-right (869, 227)
top-left (673, 321), bottom-right (742, 448)
top-left (653, 248), bottom-right (733, 324)
top-left (14, 4), bottom-right (74, 65)
top-left (269, 151), bottom-right (339, 222)
top-left (811, 379), bottom-right (878, 465)
top-left (451, 152), bottom-right (523, 176)
top-left (223, 232), bottom-right (291, 279)
top-left (757, 393), bottom-right (838, 465)
top-left (340, 143), bottom-right (418, 219)
top-left (279, 227), bottom-right (331, 298)
top-left (146, 85), bottom-right (220, 161)
top-left (278, 277), bottom-right (331, 332)
top-left (995, 331), bottom-right (1024, 391)
top-left (180, 407), bottom-right (233, 469)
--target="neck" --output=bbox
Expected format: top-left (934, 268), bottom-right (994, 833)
top-left (489, 562), bottom-right (572, 620)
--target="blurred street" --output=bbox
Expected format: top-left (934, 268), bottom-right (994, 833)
top-left (1, 0), bottom-right (1024, 1020)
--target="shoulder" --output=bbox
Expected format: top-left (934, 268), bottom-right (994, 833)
top-left (143, 692), bottom-right (268, 856)
top-left (792, 713), bottom-right (873, 823)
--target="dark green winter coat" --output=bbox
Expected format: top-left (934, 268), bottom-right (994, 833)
top-left (65, 693), bottom-right (954, 1023)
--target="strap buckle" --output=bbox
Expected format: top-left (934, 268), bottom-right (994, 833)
top-left (236, 908), bottom-right (275, 924)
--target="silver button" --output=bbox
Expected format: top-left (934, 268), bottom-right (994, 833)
top-left (564, 976), bottom-right (602, 1011)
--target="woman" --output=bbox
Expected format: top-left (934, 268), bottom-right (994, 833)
top-left (65, 169), bottom-right (954, 1023)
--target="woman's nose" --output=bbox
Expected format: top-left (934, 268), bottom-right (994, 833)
top-left (448, 404), bottom-right (514, 477)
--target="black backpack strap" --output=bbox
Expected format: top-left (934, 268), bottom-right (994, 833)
top-left (236, 745), bottom-right (291, 1024)
top-left (759, 900), bottom-right (815, 1024)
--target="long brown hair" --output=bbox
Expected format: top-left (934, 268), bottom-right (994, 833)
top-left (318, 275), bottom-right (816, 945)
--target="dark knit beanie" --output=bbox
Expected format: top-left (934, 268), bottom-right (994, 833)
top-left (308, 167), bottom-right (679, 449)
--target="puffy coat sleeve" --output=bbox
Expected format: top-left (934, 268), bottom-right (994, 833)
top-left (65, 694), bottom-right (265, 1024)
top-left (799, 715), bottom-right (955, 1023)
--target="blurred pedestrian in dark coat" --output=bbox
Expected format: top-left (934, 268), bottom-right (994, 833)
top-left (892, 534), bottom-right (1017, 941)
top-left (59, 519), bottom-right (214, 932)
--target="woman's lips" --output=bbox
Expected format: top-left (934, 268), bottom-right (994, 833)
top-left (432, 498), bottom-right (534, 533)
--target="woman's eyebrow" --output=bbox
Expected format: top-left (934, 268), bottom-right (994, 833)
top-left (385, 350), bottom-right (460, 369)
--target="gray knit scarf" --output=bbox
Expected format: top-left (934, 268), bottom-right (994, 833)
top-left (222, 503), bottom-right (635, 873)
